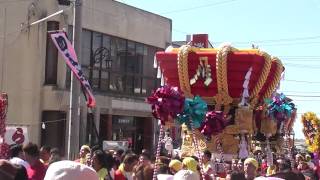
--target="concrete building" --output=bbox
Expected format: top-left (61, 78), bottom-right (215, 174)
top-left (0, 0), bottom-right (172, 155)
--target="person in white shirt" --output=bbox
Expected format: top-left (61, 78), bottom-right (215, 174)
top-left (9, 144), bottom-right (30, 169)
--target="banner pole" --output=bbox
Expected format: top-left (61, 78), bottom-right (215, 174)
top-left (67, 0), bottom-right (82, 160)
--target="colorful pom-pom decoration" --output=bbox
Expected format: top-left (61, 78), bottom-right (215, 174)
top-left (265, 93), bottom-right (295, 122)
top-left (199, 111), bottom-right (227, 140)
top-left (176, 96), bottom-right (208, 129)
top-left (147, 85), bottom-right (185, 125)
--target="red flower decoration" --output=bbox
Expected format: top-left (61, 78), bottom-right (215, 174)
top-left (199, 111), bottom-right (227, 140)
top-left (147, 85), bottom-right (185, 125)
top-left (0, 142), bottom-right (9, 159)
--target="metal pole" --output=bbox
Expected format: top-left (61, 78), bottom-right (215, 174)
top-left (67, 0), bottom-right (82, 160)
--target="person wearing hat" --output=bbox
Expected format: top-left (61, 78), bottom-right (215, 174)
top-left (176, 157), bottom-right (200, 180)
top-left (182, 157), bottom-right (198, 173)
top-left (75, 145), bottom-right (91, 165)
top-left (44, 160), bottom-right (98, 180)
top-left (173, 169), bottom-right (200, 180)
top-left (169, 159), bottom-right (182, 174)
top-left (244, 158), bottom-right (258, 180)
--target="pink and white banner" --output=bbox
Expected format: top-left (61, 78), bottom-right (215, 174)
top-left (50, 31), bottom-right (96, 108)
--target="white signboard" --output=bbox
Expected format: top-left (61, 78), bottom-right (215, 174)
top-left (103, 141), bottom-right (128, 151)
top-left (4, 126), bottom-right (29, 145)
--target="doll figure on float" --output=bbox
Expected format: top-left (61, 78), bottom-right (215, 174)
top-left (238, 132), bottom-right (249, 159)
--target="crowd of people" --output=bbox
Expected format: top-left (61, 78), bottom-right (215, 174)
top-left (0, 142), bottom-right (319, 180)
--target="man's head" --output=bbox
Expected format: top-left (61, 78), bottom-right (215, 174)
top-left (277, 158), bottom-right (291, 172)
top-left (40, 145), bottom-right (51, 162)
top-left (298, 161), bottom-right (308, 171)
top-left (182, 157), bottom-right (198, 172)
top-left (202, 150), bottom-right (211, 164)
top-left (0, 160), bottom-right (28, 180)
top-left (79, 145), bottom-right (91, 158)
top-left (231, 159), bottom-right (239, 171)
top-left (10, 144), bottom-right (24, 159)
top-left (123, 154), bottom-right (139, 172)
top-left (295, 154), bottom-right (303, 162)
top-left (139, 151), bottom-right (151, 166)
top-left (23, 143), bottom-right (40, 163)
top-left (237, 159), bottom-right (244, 171)
top-left (244, 158), bottom-right (258, 179)
top-left (169, 159), bottom-right (182, 174)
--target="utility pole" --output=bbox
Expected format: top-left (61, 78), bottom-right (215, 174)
top-left (67, 0), bottom-right (82, 160)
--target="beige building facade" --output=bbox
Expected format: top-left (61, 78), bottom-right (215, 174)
top-left (0, 0), bottom-right (171, 155)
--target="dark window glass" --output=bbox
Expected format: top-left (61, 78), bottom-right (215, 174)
top-left (57, 0), bottom-right (70, 6)
top-left (92, 69), bottom-right (100, 89)
top-left (134, 77), bottom-right (142, 94)
top-left (81, 30), bottom-right (92, 67)
top-left (110, 73), bottom-right (124, 91)
top-left (111, 37), bottom-right (126, 72)
top-left (45, 21), bottom-right (59, 85)
top-left (78, 28), bottom-right (159, 96)
top-left (102, 35), bottom-right (111, 69)
top-left (100, 71), bottom-right (109, 91)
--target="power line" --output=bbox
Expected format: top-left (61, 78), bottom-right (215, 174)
top-left (172, 28), bottom-right (191, 35)
top-left (281, 90), bottom-right (320, 94)
top-left (0, 0), bottom-right (32, 4)
top-left (286, 95), bottom-right (320, 98)
top-left (160, 0), bottom-right (239, 14)
top-left (284, 79), bottom-right (320, 84)
top-left (292, 99), bottom-right (320, 102)
top-left (214, 35), bottom-right (320, 45)
top-left (279, 56), bottom-right (320, 58)
top-left (256, 41), bottom-right (320, 47)
top-left (284, 63), bottom-right (320, 69)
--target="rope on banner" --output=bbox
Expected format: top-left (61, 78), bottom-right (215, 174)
top-left (152, 124), bottom-right (164, 180)
top-left (189, 119), bottom-right (206, 180)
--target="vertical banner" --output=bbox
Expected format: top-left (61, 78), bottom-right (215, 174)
top-left (50, 31), bottom-right (96, 108)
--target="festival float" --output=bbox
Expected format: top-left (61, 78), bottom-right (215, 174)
top-left (147, 34), bottom-right (296, 179)
top-left (302, 112), bottom-right (320, 158)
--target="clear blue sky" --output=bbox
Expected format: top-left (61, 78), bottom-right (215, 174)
top-left (118, 0), bottom-right (320, 139)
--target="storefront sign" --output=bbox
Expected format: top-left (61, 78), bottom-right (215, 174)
top-left (4, 126), bottom-right (29, 145)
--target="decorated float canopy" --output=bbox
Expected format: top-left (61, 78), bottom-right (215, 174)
top-left (150, 35), bottom-right (297, 160)
top-left (155, 35), bottom-right (284, 108)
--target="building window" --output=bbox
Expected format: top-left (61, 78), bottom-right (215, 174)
top-left (45, 21), bottom-right (59, 85)
top-left (65, 28), bottom-right (160, 95)
top-left (78, 29), bottom-right (160, 97)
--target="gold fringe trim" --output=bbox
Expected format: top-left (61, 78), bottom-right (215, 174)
top-left (177, 45), bottom-right (198, 98)
top-left (262, 57), bottom-right (283, 100)
top-left (215, 44), bottom-right (235, 108)
top-left (249, 51), bottom-right (272, 106)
